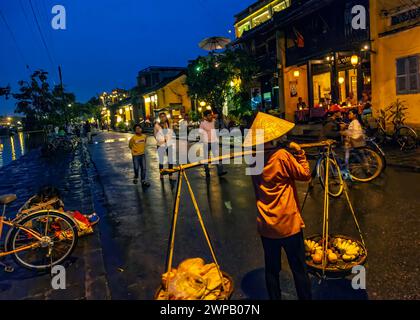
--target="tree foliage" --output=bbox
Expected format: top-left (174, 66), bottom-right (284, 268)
top-left (12, 69), bottom-right (100, 130)
top-left (186, 49), bottom-right (258, 116)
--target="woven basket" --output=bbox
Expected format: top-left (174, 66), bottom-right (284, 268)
top-left (305, 234), bottom-right (367, 277)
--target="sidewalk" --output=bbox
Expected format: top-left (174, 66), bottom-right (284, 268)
top-left (0, 143), bottom-right (110, 299)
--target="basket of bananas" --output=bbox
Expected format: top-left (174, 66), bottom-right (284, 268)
top-left (155, 258), bottom-right (234, 300)
top-left (304, 235), bottom-right (367, 275)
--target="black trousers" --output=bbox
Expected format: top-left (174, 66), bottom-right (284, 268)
top-left (261, 231), bottom-right (312, 300)
top-left (203, 142), bottom-right (224, 175)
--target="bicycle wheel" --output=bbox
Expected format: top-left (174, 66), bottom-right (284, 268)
top-left (318, 156), bottom-right (344, 197)
top-left (348, 147), bottom-right (383, 182)
top-left (373, 129), bottom-right (386, 145)
top-left (396, 126), bottom-right (417, 151)
top-left (6, 210), bottom-right (78, 270)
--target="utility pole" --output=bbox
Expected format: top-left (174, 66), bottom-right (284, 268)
top-left (58, 65), bottom-right (68, 124)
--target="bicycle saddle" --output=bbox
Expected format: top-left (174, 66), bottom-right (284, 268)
top-left (0, 194), bottom-right (17, 205)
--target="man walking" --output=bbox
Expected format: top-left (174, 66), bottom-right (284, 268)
top-left (199, 110), bottom-right (227, 178)
top-left (129, 124), bottom-right (150, 187)
top-left (243, 112), bottom-right (312, 300)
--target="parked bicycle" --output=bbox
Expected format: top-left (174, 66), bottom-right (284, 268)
top-left (0, 194), bottom-right (78, 271)
top-left (370, 109), bottom-right (417, 152)
top-left (42, 135), bottom-right (79, 157)
top-left (302, 140), bottom-right (384, 197)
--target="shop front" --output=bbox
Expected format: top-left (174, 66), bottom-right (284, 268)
top-left (283, 0), bottom-right (371, 122)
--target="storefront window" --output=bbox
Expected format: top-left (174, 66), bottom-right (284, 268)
top-left (348, 69), bottom-right (358, 103)
top-left (312, 72), bottom-right (331, 105)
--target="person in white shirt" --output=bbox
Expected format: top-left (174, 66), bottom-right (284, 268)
top-left (340, 109), bottom-right (366, 168)
top-left (199, 110), bottom-right (227, 178)
top-left (154, 112), bottom-right (175, 180)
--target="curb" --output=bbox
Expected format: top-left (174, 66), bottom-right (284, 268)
top-left (80, 142), bottom-right (112, 300)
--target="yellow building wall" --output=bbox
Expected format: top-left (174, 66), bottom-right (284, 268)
top-left (142, 75), bottom-right (191, 118)
top-left (370, 0), bottom-right (420, 128)
top-left (283, 65), bottom-right (308, 122)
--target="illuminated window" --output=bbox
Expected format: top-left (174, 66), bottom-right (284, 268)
top-left (273, 0), bottom-right (289, 13)
top-left (237, 22), bottom-right (251, 37)
top-left (252, 10), bottom-right (271, 27)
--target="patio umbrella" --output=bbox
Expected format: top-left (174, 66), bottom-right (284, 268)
top-left (199, 36), bottom-right (231, 51)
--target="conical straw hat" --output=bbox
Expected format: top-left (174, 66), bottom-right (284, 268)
top-left (243, 112), bottom-right (295, 147)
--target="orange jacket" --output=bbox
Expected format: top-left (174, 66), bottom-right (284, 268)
top-left (252, 148), bottom-right (311, 239)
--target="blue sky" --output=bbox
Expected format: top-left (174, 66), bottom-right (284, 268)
top-left (0, 0), bottom-right (254, 115)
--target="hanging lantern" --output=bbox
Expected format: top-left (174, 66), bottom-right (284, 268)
top-left (293, 70), bottom-right (300, 78)
top-left (351, 55), bottom-right (359, 67)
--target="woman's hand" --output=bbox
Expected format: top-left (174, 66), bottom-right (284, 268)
top-left (289, 142), bottom-right (302, 151)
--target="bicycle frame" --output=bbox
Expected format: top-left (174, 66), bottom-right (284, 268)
top-left (0, 217), bottom-right (44, 258)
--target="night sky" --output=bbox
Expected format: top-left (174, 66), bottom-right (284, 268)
top-left (0, 0), bottom-right (254, 115)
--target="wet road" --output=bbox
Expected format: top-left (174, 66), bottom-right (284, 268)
top-left (89, 131), bottom-right (419, 300)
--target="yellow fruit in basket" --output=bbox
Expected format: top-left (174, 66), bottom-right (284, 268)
top-left (202, 266), bottom-right (223, 291)
top-left (312, 253), bottom-right (323, 264)
top-left (342, 254), bottom-right (355, 262)
top-left (178, 258), bottom-right (205, 275)
top-left (162, 269), bottom-right (177, 285)
top-left (328, 252), bottom-right (338, 264)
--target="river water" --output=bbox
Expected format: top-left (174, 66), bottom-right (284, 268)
top-left (0, 132), bottom-right (45, 168)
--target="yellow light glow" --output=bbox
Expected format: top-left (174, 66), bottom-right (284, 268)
top-left (206, 106), bottom-right (212, 110)
top-left (293, 70), bottom-right (300, 78)
top-left (117, 116), bottom-right (122, 123)
top-left (198, 107), bottom-right (203, 112)
top-left (125, 107), bottom-right (130, 112)
top-left (145, 97), bottom-right (151, 103)
top-left (119, 109), bottom-right (123, 114)
top-left (338, 77), bottom-right (345, 84)
top-left (200, 101), bottom-right (206, 107)
top-left (351, 55), bottom-right (359, 66)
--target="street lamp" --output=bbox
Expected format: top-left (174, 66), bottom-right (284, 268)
top-left (199, 101), bottom-right (206, 107)
top-left (68, 103), bottom-right (72, 107)
top-left (351, 55), bottom-right (359, 67)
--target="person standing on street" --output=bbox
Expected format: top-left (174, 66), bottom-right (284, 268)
top-left (199, 110), bottom-right (227, 178)
top-left (83, 120), bottom-right (92, 143)
top-left (154, 112), bottom-right (175, 180)
top-left (244, 112), bottom-right (312, 300)
top-left (129, 124), bottom-right (150, 187)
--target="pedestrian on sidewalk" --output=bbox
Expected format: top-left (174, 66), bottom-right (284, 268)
top-left (154, 112), bottom-right (175, 180)
top-left (84, 120), bottom-right (92, 144)
top-left (244, 112), bottom-right (312, 300)
top-left (199, 110), bottom-right (227, 178)
top-left (129, 124), bottom-right (150, 187)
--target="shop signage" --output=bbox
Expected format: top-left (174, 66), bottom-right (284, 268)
top-left (391, 7), bottom-right (420, 26)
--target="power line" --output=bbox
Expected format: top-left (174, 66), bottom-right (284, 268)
top-left (0, 9), bottom-right (31, 72)
top-left (28, 0), bottom-right (57, 78)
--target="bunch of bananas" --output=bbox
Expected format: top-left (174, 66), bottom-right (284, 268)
top-left (333, 238), bottom-right (361, 262)
top-left (304, 239), bottom-right (322, 254)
